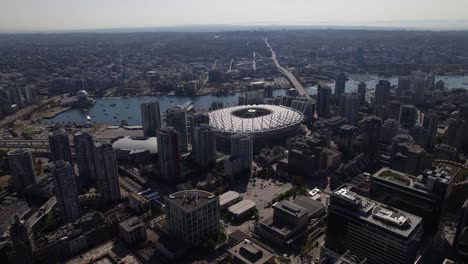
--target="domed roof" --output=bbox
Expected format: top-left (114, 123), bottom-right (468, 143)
top-left (77, 90), bottom-right (89, 99)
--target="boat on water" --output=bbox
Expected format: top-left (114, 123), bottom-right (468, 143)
top-left (128, 117), bottom-right (133, 119)
top-left (113, 116), bottom-right (118, 119)
top-left (104, 113), bottom-right (109, 116)
top-left (110, 104), bottom-right (116, 107)
top-left (100, 104), bottom-right (105, 106)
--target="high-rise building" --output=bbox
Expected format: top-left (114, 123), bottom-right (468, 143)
top-left (165, 190), bottom-right (219, 246)
top-left (166, 106), bottom-right (188, 152)
top-left (381, 119), bottom-right (400, 145)
top-left (426, 74), bottom-right (436, 90)
top-left (325, 185), bottom-right (423, 264)
top-left (334, 72), bottom-right (346, 99)
top-left (193, 124), bottom-right (217, 169)
top-left (190, 112), bottom-right (209, 134)
top-left (140, 101), bottom-right (161, 137)
top-left (446, 118), bottom-right (465, 152)
top-left (230, 134), bottom-right (253, 173)
top-left (410, 125), bottom-right (429, 149)
top-left (357, 82), bottom-right (366, 105)
top-left (339, 93), bottom-right (359, 125)
top-left (387, 101), bottom-right (401, 120)
top-left (157, 127), bottom-right (182, 182)
top-left (50, 160), bottom-right (80, 223)
top-left (399, 105), bottom-right (418, 131)
top-left (73, 131), bottom-right (97, 184)
top-left (317, 84), bottom-right (332, 118)
top-left (397, 76), bottom-right (411, 96)
top-left (7, 149), bottom-right (36, 192)
top-left (412, 72), bottom-right (427, 105)
top-left (453, 199), bottom-right (468, 263)
top-left (95, 142), bottom-right (121, 203)
top-left (338, 125), bottom-right (356, 160)
top-left (9, 215), bottom-right (35, 264)
top-left (48, 129), bottom-right (73, 164)
top-left (374, 80), bottom-right (391, 106)
top-left (371, 167), bottom-right (455, 233)
top-left (362, 116), bottom-right (382, 157)
top-left (434, 144), bottom-right (457, 161)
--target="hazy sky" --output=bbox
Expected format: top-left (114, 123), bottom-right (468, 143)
top-left (1, 0), bottom-right (468, 31)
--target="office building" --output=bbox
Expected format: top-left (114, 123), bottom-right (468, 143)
top-left (165, 190), bottom-right (219, 246)
top-left (423, 113), bottom-right (439, 149)
top-left (412, 72), bottom-right (427, 105)
top-left (48, 129), bottom-right (73, 164)
top-left (374, 80), bottom-right (391, 106)
top-left (192, 124), bottom-right (217, 169)
top-left (391, 142), bottom-right (432, 175)
top-left (95, 142), bottom-right (121, 203)
top-left (73, 131), bottom-right (97, 184)
top-left (339, 93), bottom-right (359, 125)
top-left (157, 127), bottom-right (182, 182)
top-left (362, 116), bottom-right (382, 157)
top-left (119, 216), bottom-right (147, 245)
top-left (371, 167), bottom-right (455, 233)
top-left (230, 134), bottom-right (253, 173)
top-left (190, 112), bottom-right (209, 135)
top-left (434, 144), bottom-right (457, 161)
top-left (7, 149), bottom-right (36, 192)
top-left (50, 161), bottom-right (80, 223)
top-left (338, 125), bottom-right (356, 160)
top-left (399, 105), bottom-right (418, 131)
top-left (387, 101), bottom-right (401, 120)
top-left (335, 72), bottom-right (346, 98)
top-left (9, 215), bottom-right (35, 264)
top-left (225, 155), bottom-right (243, 178)
top-left (140, 101), bottom-right (161, 137)
top-left (357, 82), bottom-right (366, 105)
top-left (317, 84), bottom-right (332, 118)
top-left (325, 185), bottom-right (423, 264)
top-left (397, 76), bottom-right (411, 96)
top-left (166, 106), bottom-right (188, 152)
top-left (446, 118), bottom-right (465, 152)
top-left (381, 119), bottom-right (400, 145)
top-left (410, 125), bottom-right (429, 148)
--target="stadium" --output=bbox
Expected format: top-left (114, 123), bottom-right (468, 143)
top-left (208, 105), bottom-right (304, 143)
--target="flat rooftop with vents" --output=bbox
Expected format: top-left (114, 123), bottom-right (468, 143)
top-left (165, 190), bottom-right (217, 212)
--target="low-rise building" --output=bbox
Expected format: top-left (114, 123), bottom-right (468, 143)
top-left (228, 199), bottom-right (256, 219)
top-left (119, 216), bottom-right (147, 245)
top-left (227, 239), bottom-right (275, 264)
top-left (220, 191), bottom-right (242, 209)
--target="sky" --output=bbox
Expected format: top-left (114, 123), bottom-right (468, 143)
top-left (1, 0), bottom-right (468, 32)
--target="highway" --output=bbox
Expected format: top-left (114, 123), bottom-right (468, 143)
top-left (265, 38), bottom-right (311, 99)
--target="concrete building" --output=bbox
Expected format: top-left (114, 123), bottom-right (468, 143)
top-left (371, 167), bottom-right (455, 233)
top-left (399, 105), bottom-right (418, 131)
top-left (73, 131), bottom-right (97, 185)
top-left (166, 106), bottom-right (188, 152)
top-left (230, 134), bottom-right (253, 174)
top-left (325, 185), bottom-right (423, 264)
top-left (140, 101), bottom-right (161, 137)
top-left (48, 129), bottom-right (73, 164)
top-left (387, 101), bottom-right (401, 120)
top-left (192, 124), bottom-right (217, 169)
top-left (434, 144), bottom-right (457, 161)
top-left (95, 142), bottom-right (121, 203)
top-left (362, 116), bottom-right (382, 157)
top-left (119, 216), bottom-right (147, 245)
top-left (225, 155), bottom-right (243, 178)
top-left (374, 80), bottom-right (391, 106)
top-left (227, 239), bottom-right (275, 264)
top-left (164, 190), bottom-right (219, 246)
top-left (50, 161), bottom-right (80, 223)
top-left (391, 142), bottom-right (432, 175)
top-left (412, 72), bottom-right (427, 105)
top-left (317, 84), bottom-right (332, 118)
top-left (7, 149), bottom-right (36, 192)
top-left (423, 113), bottom-right (439, 149)
top-left (453, 199), bottom-right (468, 263)
top-left (335, 72), bottom-right (346, 99)
top-left (157, 127), bottom-right (182, 182)
top-left (446, 118), bottom-right (465, 152)
top-left (339, 93), bottom-right (359, 125)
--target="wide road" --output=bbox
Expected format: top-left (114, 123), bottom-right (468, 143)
top-left (265, 38), bottom-right (311, 99)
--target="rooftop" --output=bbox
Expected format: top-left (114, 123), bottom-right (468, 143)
top-left (227, 239), bottom-right (274, 264)
top-left (273, 200), bottom-right (308, 218)
top-left (331, 185), bottom-right (422, 238)
top-left (219, 191), bottom-right (241, 207)
top-left (119, 216), bottom-right (145, 233)
top-left (165, 190), bottom-right (217, 213)
top-left (112, 136), bottom-right (158, 154)
top-left (228, 199), bottom-right (256, 216)
top-left (65, 241), bottom-right (141, 264)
